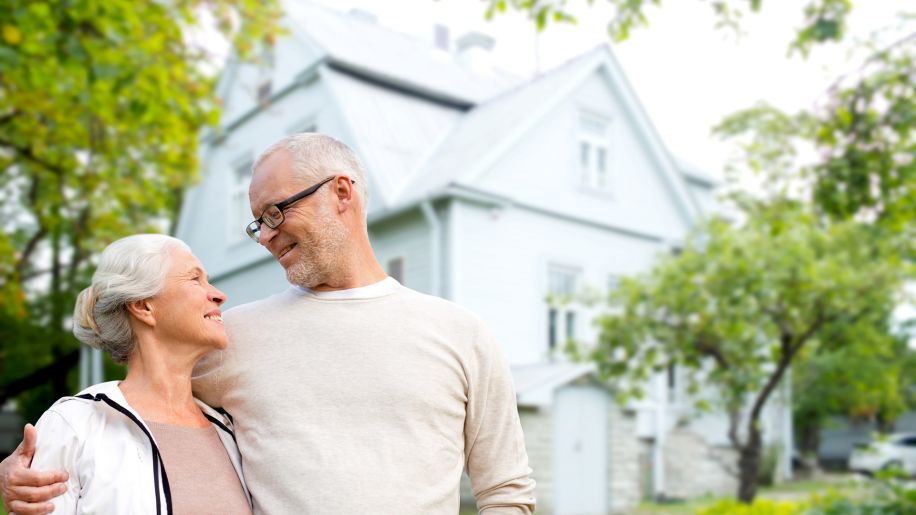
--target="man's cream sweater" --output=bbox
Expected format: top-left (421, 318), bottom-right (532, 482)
top-left (193, 279), bottom-right (535, 514)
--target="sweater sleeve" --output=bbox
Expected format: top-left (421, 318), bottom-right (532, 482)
top-left (192, 349), bottom-right (225, 408)
top-left (31, 409), bottom-right (82, 514)
top-left (464, 322), bottom-right (536, 514)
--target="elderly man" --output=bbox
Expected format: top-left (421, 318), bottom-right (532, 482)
top-left (1, 133), bottom-right (535, 514)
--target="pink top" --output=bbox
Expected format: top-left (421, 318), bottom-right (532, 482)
top-left (147, 421), bottom-right (251, 515)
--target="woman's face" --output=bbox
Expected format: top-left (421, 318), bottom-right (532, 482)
top-left (150, 248), bottom-right (228, 352)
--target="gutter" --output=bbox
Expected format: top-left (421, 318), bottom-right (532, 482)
top-left (420, 201), bottom-right (441, 297)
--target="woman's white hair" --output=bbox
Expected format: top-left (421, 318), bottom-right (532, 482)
top-left (73, 234), bottom-right (189, 363)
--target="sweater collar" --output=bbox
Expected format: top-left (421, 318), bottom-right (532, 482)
top-left (290, 276), bottom-right (401, 300)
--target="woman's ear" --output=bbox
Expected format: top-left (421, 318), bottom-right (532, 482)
top-left (126, 299), bottom-right (156, 328)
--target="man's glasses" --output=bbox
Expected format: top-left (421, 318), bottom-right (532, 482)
top-left (245, 176), bottom-right (353, 243)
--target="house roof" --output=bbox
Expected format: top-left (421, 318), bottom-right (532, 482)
top-left (284, 2), bottom-right (521, 106)
top-left (393, 48), bottom-right (603, 207)
top-left (216, 2), bottom-right (715, 219)
top-left (389, 45), bottom-right (703, 225)
top-left (512, 362), bottom-right (599, 407)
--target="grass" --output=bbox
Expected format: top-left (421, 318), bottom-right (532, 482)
top-left (459, 477), bottom-right (864, 514)
top-left (632, 474), bottom-right (867, 514)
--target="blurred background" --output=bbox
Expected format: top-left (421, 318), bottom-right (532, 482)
top-left (1, 0), bottom-right (914, 513)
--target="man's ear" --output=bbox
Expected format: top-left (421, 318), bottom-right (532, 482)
top-left (126, 299), bottom-right (156, 328)
top-left (334, 175), bottom-right (355, 214)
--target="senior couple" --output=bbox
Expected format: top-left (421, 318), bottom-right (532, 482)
top-left (0, 133), bottom-right (535, 514)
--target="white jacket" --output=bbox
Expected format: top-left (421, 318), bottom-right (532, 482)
top-left (31, 381), bottom-right (250, 514)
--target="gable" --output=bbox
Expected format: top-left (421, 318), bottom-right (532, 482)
top-left (473, 68), bottom-right (692, 241)
top-left (217, 34), bottom-right (325, 131)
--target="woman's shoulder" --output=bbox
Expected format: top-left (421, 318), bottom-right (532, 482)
top-left (37, 381), bottom-right (130, 432)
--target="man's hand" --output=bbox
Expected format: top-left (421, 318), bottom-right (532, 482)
top-left (0, 424), bottom-right (68, 515)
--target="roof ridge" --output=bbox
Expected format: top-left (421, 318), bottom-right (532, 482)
top-left (469, 44), bottom-right (608, 110)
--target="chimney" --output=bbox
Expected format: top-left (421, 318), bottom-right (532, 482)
top-left (456, 31), bottom-right (495, 53)
top-left (455, 31), bottom-right (495, 70)
top-left (434, 24), bottom-right (450, 51)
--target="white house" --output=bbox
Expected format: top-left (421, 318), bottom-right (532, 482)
top-left (174, 3), bottom-right (792, 513)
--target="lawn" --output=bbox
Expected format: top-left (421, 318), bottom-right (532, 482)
top-left (632, 474), bottom-right (868, 514)
top-left (460, 474), bottom-right (870, 515)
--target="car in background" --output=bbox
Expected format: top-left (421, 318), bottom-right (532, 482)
top-left (848, 432), bottom-right (916, 476)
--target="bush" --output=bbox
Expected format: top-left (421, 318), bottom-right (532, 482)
top-left (699, 499), bottom-right (804, 515)
top-left (698, 478), bottom-right (916, 515)
top-left (758, 445), bottom-right (782, 487)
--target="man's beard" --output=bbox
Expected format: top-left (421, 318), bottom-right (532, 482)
top-left (285, 213), bottom-right (346, 288)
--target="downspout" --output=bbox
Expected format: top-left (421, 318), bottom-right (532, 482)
top-left (653, 376), bottom-right (667, 499)
top-left (421, 200), bottom-right (441, 297)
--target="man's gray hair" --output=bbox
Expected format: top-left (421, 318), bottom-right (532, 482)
top-left (253, 133), bottom-right (369, 203)
top-left (73, 234), bottom-right (190, 364)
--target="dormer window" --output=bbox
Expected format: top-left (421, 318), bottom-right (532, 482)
top-left (256, 80), bottom-right (272, 103)
top-left (578, 112), bottom-right (613, 193)
top-left (255, 44), bottom-right (274, 104)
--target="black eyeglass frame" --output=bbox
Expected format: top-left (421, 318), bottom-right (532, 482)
top-left (245, 176), bottom-right (353, 242)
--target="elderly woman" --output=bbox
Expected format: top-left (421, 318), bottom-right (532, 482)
top-left (27, 234), bottom-right (251, 514)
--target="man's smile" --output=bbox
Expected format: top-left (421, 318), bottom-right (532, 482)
top-left (278, 242), bottom-right (297, 259)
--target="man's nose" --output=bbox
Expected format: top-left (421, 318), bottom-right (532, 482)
top-left (258, 223), bottom-right (279, 246)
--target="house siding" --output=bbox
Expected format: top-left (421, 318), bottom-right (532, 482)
top-left (451, 198), bottom-right (668, 365)
top-left (476, 73), bottom-right (691, 244)
top-left (368, 209), bottom-right (432, 294)
top-left (177, 80), bottom-right (355, 280)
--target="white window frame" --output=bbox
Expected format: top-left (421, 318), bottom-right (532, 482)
top-left (227, 155), bottom-right (254, 244)
top-left (546, 263), bottom-right (583, 354)
top-left (577, 110), bottom-right (615, 195)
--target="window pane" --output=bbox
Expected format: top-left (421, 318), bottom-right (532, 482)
top-left (580, 141), bottom-right (590, 169)
top-left (231, 161), bottom-right (253, 240)
top-left (548, 266), bottom-right (579, 297)
top-left (565, 311), bottom-right (576, 340)
top-left (548, 308), bottom-right (558, 350)
top-left (596, 147), bottom-right (607, 188)
top-left (387, 257), bottom-right (404, 283)
top-left (580, 114), bottom-right (609, 136)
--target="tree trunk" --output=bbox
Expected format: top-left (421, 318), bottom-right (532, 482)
top-left (737, 422), bottom-right (763, 503)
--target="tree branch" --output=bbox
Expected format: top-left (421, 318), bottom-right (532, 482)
top-left (14, 227), bottom-right (48, 276)
top-left (0, 137), bottom-right (66, 176)
top-left (0, 349), bottom-right (80, 407)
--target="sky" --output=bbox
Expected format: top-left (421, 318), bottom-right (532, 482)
top-left (309, 0), bottom-right (914, 181)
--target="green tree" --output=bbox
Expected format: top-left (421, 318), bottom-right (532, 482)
top-left (714, 30), bottom-right (915, 231)
top-left (792, 331), bottom-right (910, 471)
top-left (485, 0), bottom-right (855, 55)
top-left (0, 0), bottom-right (280, 415)
top-left (577, 200), bottom-right (908, 503)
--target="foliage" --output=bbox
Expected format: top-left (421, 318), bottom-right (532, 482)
top-left (575, 199), bottom-right (908, 501)
top-left (792, 331), bottom-right (912, 462)
top-left (699, 477), bottom-right (916, 515)
top-left (716, 31), bottom-right (916, 232)
top-left (699, 497), bottom-right (804, 515)
top-left (484, 0), bottom-right (854, 54)
top-left (757, 445), bottom-right (781, 487)
top-left (0, 0), bottom-right (280, 415)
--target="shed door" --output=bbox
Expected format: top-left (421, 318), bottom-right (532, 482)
top-left (554, 385), bottom-right (608, 514)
